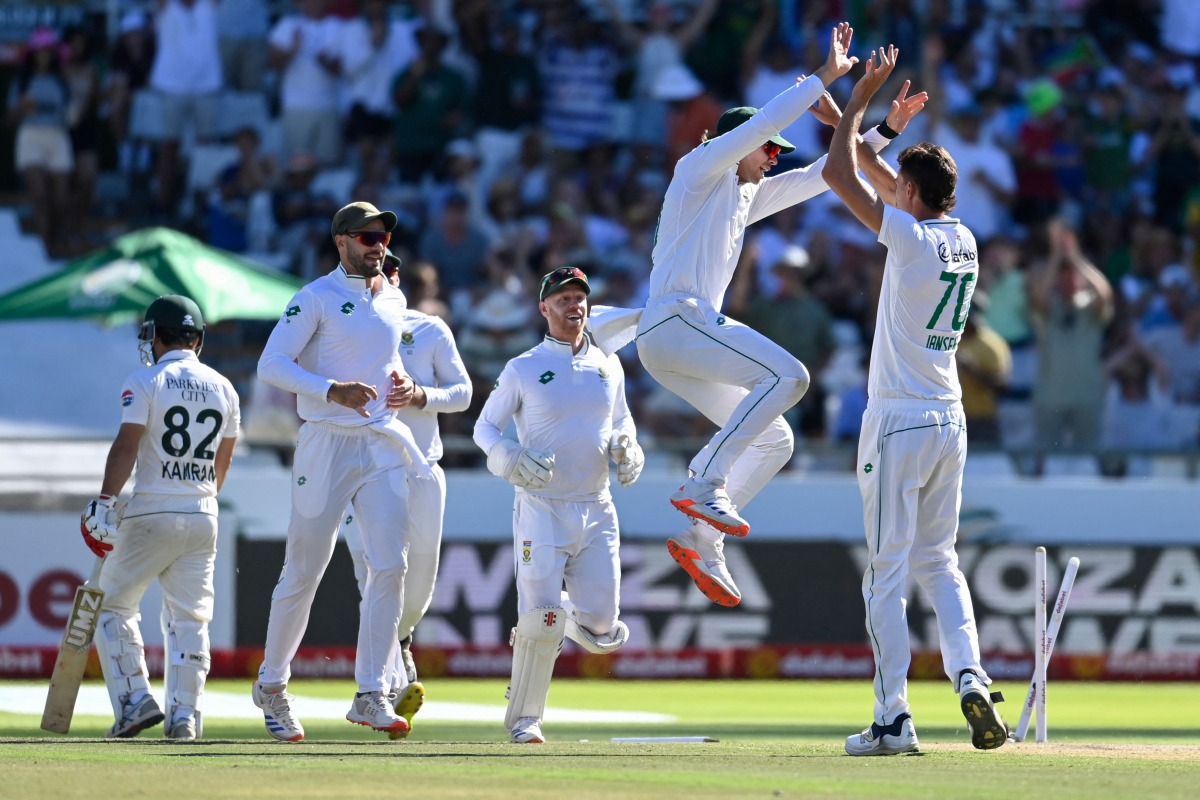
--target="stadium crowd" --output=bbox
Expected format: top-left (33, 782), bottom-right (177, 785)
top-left (4, 0), bottom-right (1200, 476)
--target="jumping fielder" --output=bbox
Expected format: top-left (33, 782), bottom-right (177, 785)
top-left (821, 46), bottom-right (1008, 755)
top-left (473, 266), bottom-right (644, 744)
top-left (254, 202), bottom-right (425, 741)
top-left (81, 294), bottom-right (240, 741)
top-left (632, 23), bottom-right (925, 607)
top-left (341, 248), bottom-right (472, 739)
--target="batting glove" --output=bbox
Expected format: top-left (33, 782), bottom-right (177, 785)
top-left (609, 434), bottom-right (644, 488)
top-left (81, 495), bottom-right (119, 557)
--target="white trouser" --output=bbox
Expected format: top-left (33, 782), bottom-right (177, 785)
top-left (636, 297), bottom-right (804, 504)
top-left (344, 463), bottom-right (445, 686)
top-left (857, 398), bottom-right (987, 724)
top-left (514, 493), bottom-right (620, 636)
top-left (97, 510), bottom-right (216, 718)
top-left (260, 421), bottom-right (411, 693)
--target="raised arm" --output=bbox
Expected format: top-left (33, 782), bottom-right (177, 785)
top-left (822, 46), bottom-right (899, 234)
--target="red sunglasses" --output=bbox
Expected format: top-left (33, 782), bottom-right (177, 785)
top-left (762, 142), bottom-right (782, 160)
top-left (345, 230), bottom-right (392, 247)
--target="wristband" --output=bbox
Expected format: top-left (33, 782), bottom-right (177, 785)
top-left (876, 119), bottom-right (900, 140)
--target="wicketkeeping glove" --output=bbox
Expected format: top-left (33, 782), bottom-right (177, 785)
top-left (487, 439), bottom-right (556, 490)
top-left (80, 495), bottom-right (119, 557)
top-left (609, 433), bottom-right (644, 488)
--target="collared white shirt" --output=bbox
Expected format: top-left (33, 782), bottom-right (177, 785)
top-left (395, 309), bottom-right (471, 462)
top-left (648, 76), bottom-right (888, 312)
top-left (474, 335), bottom-right (636, 502)
top-left (120, 349), bottom-right (240, 509)
top-left (258, 265), bottom-right (410, 425)
top-left (149, 0), bottom-right (223, 94)
top-left (871, 205), bottom-right (979, 402)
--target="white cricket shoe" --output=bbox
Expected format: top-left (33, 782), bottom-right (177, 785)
top-left (347, 690), bottom-right (409, 735)
top-left (667, 525), bottom-right (741, 607)
top-left (844, 713), bottom-right (920, 756)
top-left (509, 716), bottom-right (545, 744)
top-left (252, 681), bottom-right (304, 742)
top-left (399, 635), bottom-right (418, 684)
top-left (166, 716), bottom-right (197, 741)
top-left (388, 682), bottom-right (425, 740)
top-left (670, 478), bottom-right (750, 536)
top-left (106, 693), bottom-right (165, 738)
top-left (958, 670), bottom-right (1008, 750)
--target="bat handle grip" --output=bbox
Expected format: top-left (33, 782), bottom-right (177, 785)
top-left (86, 556), bottom-right (105, 586)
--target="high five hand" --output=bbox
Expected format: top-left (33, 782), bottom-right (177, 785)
top-left (852, 44), bottom-right (898, 103)
top-left (815, 22), bottom-right (858, 85)
top-left (885, 79), bottom-right (928, 135)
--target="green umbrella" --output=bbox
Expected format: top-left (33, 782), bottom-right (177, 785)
top-left (0, 227), bottom-right (304, 325)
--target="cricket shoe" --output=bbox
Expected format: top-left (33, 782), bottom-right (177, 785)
top-left (844, 713), bottom-right (920, 756)
top-left (667, 525), bottom-right (741, 607)
top-left (166, 716), bottom-right (197, 742)
top-left (958, 670), bottom-right (1008, 750)
top-left (252, 681), bottom-right (305, 742)
top-left (399, 635), bottom-right (418, 684)
top-left (669, 478), bottom-right (750, 536)
top-left (509, 716), bottom-right (545, 744)
top-left (106, 693), bottom-right (165, 738)
top-left (388, 682), bottom-right (426, 740)
top-left (347, 690), bottom-right (409, 736)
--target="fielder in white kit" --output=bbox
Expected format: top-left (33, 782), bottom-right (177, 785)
top-left (80, 294), bottom-right (240, 741)
top-left (253, 202), bottom-right (427, 741)
top-left (821, 46), bottom-right (1008, 755)
top-left (474, 267), bottom-right (645, 744)
top-left (636, 22), bottom-right (927, 606)
top-left (341, 247), bottom-right (472, 738)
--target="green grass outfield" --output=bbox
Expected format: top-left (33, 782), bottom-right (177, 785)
top-left (2, 678), bottom-right (1198, 799)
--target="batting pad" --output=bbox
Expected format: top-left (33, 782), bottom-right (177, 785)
top-left (504, 606), bottom-right (565, 731)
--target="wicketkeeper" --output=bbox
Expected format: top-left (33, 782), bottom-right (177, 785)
top-left (473, 266), bottom-right (645, 743)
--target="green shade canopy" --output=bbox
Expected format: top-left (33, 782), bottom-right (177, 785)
top-left (0, 227), bottom-right (304, 325)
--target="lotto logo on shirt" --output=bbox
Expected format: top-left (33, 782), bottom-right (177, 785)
top-left (121, 390), bottom-right (134, 407)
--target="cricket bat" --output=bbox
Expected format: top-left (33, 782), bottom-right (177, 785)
top-left (40, 557), bottom-right (105, 734)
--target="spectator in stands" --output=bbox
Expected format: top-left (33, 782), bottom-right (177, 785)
top-left (1029, 219), bottom-right (1115, 465)
top-left (206, 126), bottom-right (278, 253)
top-left (956, 291), bottom-right (1012, 446)
top-left (7, 27), bottom-right (72, 252)
top-left (340, 0), bottom-right (417, 179)
top-left (1140, 262), bottom-right (1196, 332)
top-left (62, 25), bottom-right (103, 248)
top-left (730, 244), bottom-right (837, 440)
top-left (601, 0), bottom-right (719, 147)
top-left (1100, 330), bottom-right (1173, 476)
top-left (145, 0), bottom-right (224, 213)
top-left (653, 63), bottom-right (723, 172)
top-left (392, 23), bottom-right (470, 184)
top-left (978, 236), bottom-right (1034, 399)
top-left (271, 152), bottom-right (341, 278)
top-left (1143, 298), bottom-right (1200, 405)
top-left (1012, 79), bottom-right (1065, 229)
top-left (398, 259), bottom-right (452, 324)
top-left (459, 10), bottom-right (541, 192)
top-left (268, 0), bottom-right (345, 166)
top-left (1141, 74), bottom-right (1200, 234)
top-left (107, 10), bottom-right (155, 175)
top-left (417, 190), bottom-right (492, 296)
top-left (216, 0), bottom-right (270, 92)
top-left (536, 5), bottom-right (619, 171)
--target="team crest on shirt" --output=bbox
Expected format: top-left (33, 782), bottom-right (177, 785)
top-left (121, 390), bottom-right (134, 407)
top-left (401, 331), bottom-right (414, 346)
top-left (341, 302), bottom-right (356, 315)
top-left (598, 366), bottom-right (609, 380)
top-left (522, 540), bottom-right (532, 563)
